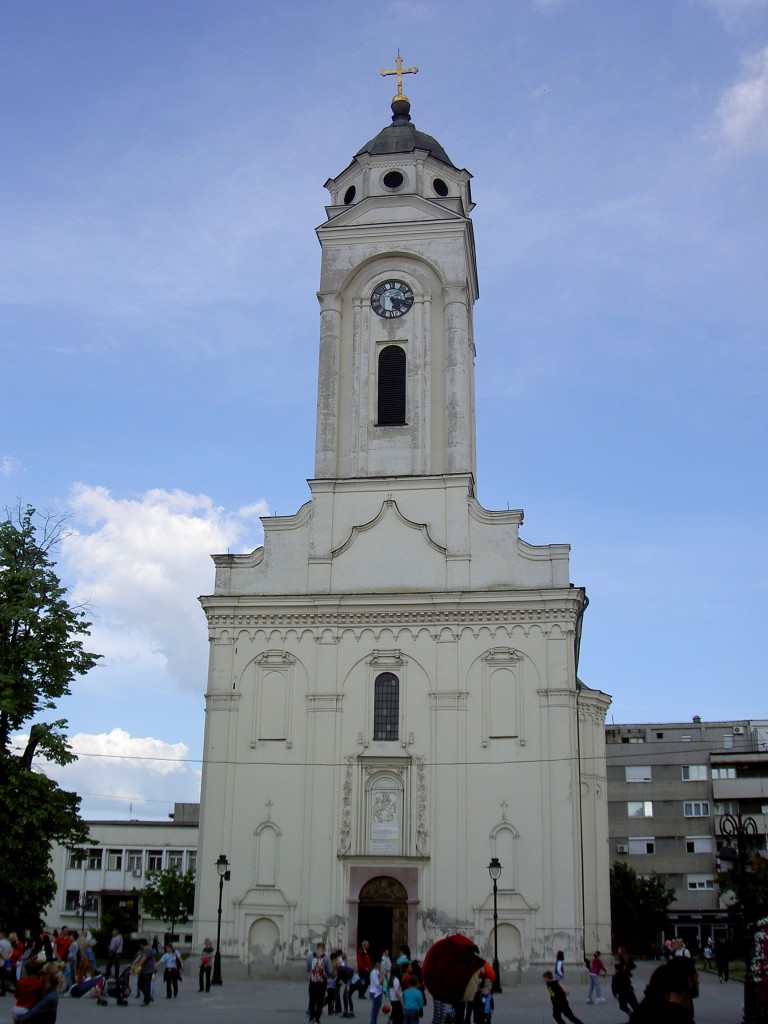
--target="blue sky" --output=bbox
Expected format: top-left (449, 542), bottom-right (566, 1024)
top-left (2, 0), bottom-right (767, 819)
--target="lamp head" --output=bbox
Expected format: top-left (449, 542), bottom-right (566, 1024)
top-left (216, 854), bottom-right (230, 876)
top-left (488, 857), bottom-right (502, 881)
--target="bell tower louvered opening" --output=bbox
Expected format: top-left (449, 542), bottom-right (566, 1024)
top-left (377, 345), bottom-right (406, 425)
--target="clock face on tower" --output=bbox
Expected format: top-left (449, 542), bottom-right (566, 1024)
top-left (371, 280), bottom-right (414, 319)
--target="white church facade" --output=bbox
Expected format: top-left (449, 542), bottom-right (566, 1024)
top-left (195, 67), bottom-right (612, 974)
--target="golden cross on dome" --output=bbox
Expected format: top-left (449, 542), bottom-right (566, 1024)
top-left (381, 51), bottom-right (419, 100)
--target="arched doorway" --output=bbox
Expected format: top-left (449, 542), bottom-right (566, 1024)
top-left (357, 876), bottom-right (408, 962)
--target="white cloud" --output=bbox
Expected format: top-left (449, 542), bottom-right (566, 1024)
top-left (702, 0), bottom-right (768, 27)
top-left (24, 728), bottom-right (201, 821)
top-left (711, 44), bottom-right (768, 151)
top-left (62, 484), bottom-right (268, 693)
top-left (1, 455), bottom-right (21, 477)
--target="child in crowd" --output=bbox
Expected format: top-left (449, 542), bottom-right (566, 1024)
top-left (543, 971), bottom-right (583, 1024)
top-left (13, 960), bottom-right (45, 1021)
top-left (481, 982), bottom-right (493, 1024)
top-left (402, 975), bottom-right (424, 1024)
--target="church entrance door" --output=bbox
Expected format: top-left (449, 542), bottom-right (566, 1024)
top-left (357, 876), bottom-right (408, 963)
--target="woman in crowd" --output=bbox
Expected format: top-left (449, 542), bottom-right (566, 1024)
top-left (158, 942), bottom-right (182, 998)
top-left (198, 937), bottom-right (214, 993)
top-left (368, 960), bottom-right (383, 1024)
top-left (389, 964), bottom-right (404, 1024)
top-left (19, 963), bottom-right (65, 1024)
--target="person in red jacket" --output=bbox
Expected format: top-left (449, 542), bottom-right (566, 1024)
top-left (53, 929), bottom-right (71, 964)
top-left (357, 941), bottom-right (372, 1000)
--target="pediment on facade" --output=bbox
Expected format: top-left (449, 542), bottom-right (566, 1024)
top-left (323, 194), bottom-right (464, 230)
top-left (328, 499), bottom-right (448, 591)
top-left (478, 890), bottom-right (538, 913)
top-left (332, 499), bottom-right (446, 559)
top-left (235, 886), bottom-right (293, 908)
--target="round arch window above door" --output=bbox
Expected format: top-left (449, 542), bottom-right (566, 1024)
top-left (359, 876), bottom-right (408, 904)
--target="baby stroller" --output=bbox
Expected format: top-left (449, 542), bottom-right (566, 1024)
top-left (69, 973), bottom-right (108, 1004)
top-left (106, 966), bottom-right (132, 1006)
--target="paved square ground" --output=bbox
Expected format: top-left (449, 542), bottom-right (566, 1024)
top-left (53, 958), bottom-right (744, 1024)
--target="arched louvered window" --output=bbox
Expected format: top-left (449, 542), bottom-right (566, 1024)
top-left (377, 346), bottom-right (406, 425)
top-left (373, 672), bottom-right (399, 741)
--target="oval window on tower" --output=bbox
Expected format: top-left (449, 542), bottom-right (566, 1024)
top-left (382, 170), bottom-right (404, 190)
top-left (432, 178), bottom-right (449, 197)
top-left (344, 185), bottom-right (356, 205)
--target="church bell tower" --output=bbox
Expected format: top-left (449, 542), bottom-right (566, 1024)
top-left (315, 65), bottom-right (477, 483)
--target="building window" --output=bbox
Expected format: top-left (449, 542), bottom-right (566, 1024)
top-left (687, 875), bottom-right (715, 890)
top-left (377, 346), bottom-right (406, 425)
top-left (712, 767), bottom-right (736, 780)
top-left (682, 765), bottom-right (708, 781)
top-left (86, 849), bottom-right (103, 870)
top-left (686, 836), bottom-right (714, 854)
top-left (627, 801), bottom-right (653, 818)
top-left (714, 801), bottom-right (739, 815)
top-left (146, 850), bottom-right (163, 871)
top-left (373, 672), bottom-right (399, 741)
top-left (684, 801), bottom-right (710, 817)
top-left (65, 890), bottom-right (98, 911)
top-left (69, 850), bottom-right (85, 869)
top-left (625, 766), bottom-right (652, 783)
top-left (621, 736), bottom-right (645, 744)
top-left (722, 734), bottom-right (734, 749)
top-left (126, 850), bottom-right (143, 872)
top-left (187, 851), bottom-right (197, 874)
top-left (167, 851), bottom-right (184, 870)
top-left (628, 837), bottom-right (656, 854)
top-left (106, 850), bottom-right (123, 871)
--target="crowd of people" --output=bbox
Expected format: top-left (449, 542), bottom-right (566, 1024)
top-left (541, 937), bottom-right (727, 1023)
top-left (300, 931), bottom-right (740, 1024)
top-left (0, 926), bottom-right (220, 1019)
top-left (306, 940), bottom-right (494, 1024)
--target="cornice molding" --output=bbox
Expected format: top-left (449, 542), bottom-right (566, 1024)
top-left (205, 604), bottom-right (579, 631)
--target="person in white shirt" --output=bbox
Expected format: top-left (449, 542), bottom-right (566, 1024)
top-left (368, 962), bottom-right (383, 1024)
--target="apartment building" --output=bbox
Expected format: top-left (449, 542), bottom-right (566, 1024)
top-left (45, 802), bottom-right (199, 946)
top-left (606, 719), bottom-right (768, 949)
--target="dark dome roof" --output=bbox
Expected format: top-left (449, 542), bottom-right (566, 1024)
top-left (355, 98), bottom-right (456, 169)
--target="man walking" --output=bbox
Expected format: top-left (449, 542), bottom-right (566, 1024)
top-left (357, 941), bottom-right (372, 1000)
top-left (131, 939), bottom-right (156, 1007)
top-left (106, 928), bottom-right (123, 981)
top-left (307, 942), bottom-right (332, 1023)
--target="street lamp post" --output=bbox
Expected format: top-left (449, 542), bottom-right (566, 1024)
top-left (488, 858), bottom-right (502, 993)
top-left (718, 812), bottom-right (758, 1024)
top-left (211, 854), bottom-right (230, 986)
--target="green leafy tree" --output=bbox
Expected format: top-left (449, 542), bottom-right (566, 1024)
top-left (0, 504), bottom-right (101, 931)
top-left (610, 861), bottom-right (677, 954)
top-left (141, 868), bottom-right (196, 936)
top-left (718, 854), bottom-right (768, 968)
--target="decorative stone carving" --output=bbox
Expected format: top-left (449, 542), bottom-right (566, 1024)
top-left (338, 756), bottom-right (354, 855)
top-left (416, 755), bottom-right (429, 855)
